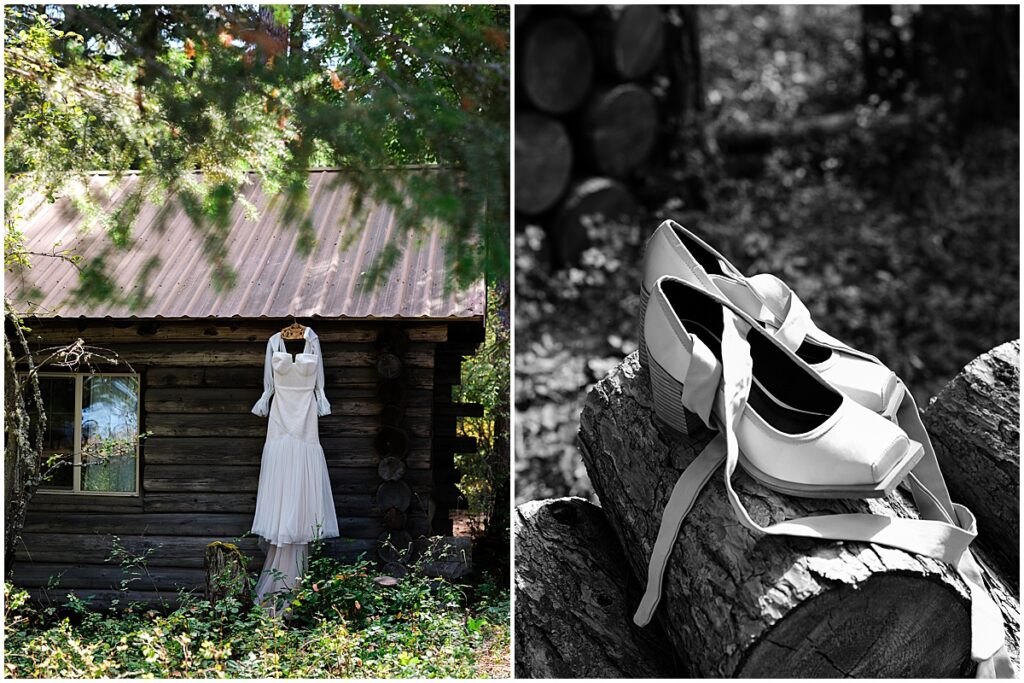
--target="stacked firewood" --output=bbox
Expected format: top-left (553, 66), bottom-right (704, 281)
top-left (515, 5), bottom-right (668, 265)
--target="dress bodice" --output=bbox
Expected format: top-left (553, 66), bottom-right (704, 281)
top-left (252, 328), bottom-right (332, 418)
top-left (271, 352), bottom-right (318, 389)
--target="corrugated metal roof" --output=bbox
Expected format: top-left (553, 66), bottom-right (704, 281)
top-left (6, 170), bottom-right (485, 320)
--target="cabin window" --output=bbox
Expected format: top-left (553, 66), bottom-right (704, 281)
top-left (27, 373), bottom-right (140, 496)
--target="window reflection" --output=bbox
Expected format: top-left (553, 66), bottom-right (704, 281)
top-left (81, 376), bottom-right (139, 493)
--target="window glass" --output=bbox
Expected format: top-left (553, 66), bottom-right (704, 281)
top-left (81, 376), bottom-right (139, 493)
top-left (30, 376), bottom-right (76, 490)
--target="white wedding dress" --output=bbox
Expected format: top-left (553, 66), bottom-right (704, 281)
top-left (250, 327), bottom-right (339, 611)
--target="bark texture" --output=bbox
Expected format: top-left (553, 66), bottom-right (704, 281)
top-left (923, 339), bottom-right (1020, 586)
top-left (515, 497), bottom-right (681, 678)
top-left (576, 353), bottom-right (1018, 677)
top-left (203, 541), bottom-right (251, 605)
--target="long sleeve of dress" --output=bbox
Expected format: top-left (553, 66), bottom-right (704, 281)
top-left (309, 331), bottom-right (332, 416)
top-left (252, 337), bottom-right (276, 417)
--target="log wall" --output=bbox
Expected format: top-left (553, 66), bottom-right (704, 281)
top-left (12, 318), bottom-right (482, 606)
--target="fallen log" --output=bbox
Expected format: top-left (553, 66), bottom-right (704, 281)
top-left (577, 353), bottom-right (1018, 677)
top-left (515, 497), bottom-right (681, 678)
top-left (713, 100), bottom-right (942, 155)
top-left (923, 339), bottom-right (1020, 587)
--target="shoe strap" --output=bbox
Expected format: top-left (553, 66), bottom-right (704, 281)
top-left (635, 307), bottom-right (1011, 676)
top-left (744, 273), bottom-right (884, 365)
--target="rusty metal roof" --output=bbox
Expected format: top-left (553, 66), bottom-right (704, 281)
top-left (6, 169), bottom-right (485, 320)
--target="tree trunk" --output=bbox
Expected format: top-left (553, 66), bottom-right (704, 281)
top-left (861, 5), bottom-right (906, 103)
top-left (658, 6), bottom-right (712, 212)
top-left (923, 339), bottom-right (1020, 587)
top-left (3, 306), bottom-right (46, 578)
top-left (203, 541), bottom-right (251, 605)
top-left (515, 497), bottom-right (682, 678)
top-left (576, 353), bottom-right (1018, 677)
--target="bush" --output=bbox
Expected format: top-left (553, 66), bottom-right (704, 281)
top-left (4, 549), bottom-right (510, 679)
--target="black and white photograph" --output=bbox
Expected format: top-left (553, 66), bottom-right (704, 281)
top-left (514, 4), bottom-right (1020, 678)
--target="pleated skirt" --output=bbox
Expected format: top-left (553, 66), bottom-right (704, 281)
top-left (250, 434), bottom-right (340, 545)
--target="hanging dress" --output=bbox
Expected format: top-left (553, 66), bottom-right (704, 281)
top-left (250, 327), bottom-right (339, 611)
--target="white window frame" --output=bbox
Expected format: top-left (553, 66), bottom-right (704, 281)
top-left (30, 371), bottom-right (141, 497)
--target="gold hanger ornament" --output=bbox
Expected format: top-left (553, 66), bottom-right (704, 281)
top-left (281, 319), bottom-right (306, 340)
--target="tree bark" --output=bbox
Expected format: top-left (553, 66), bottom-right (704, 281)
top-left (576, 353), bottom-right (1018, 677)
top-left (4, 305), bottom-right (48, 578)
top-left (923, 339), bottom-right (1020, 587)
top-left (515, 497), bottom-right (682, 678)
top-left (203, 541), bottom-right (251, 605)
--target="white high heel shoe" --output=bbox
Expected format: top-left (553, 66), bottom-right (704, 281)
top-left (639, 220), bottom-right (904, 419)
top-left (644, 275), bottom-right (922, 497)
top-left (636, 275), bottom-right (1012, 678)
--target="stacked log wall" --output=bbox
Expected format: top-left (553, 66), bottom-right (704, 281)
top-left (11, 318), bottom-right (471, 606)
top-left (430, 322), bottom-right (486, 535)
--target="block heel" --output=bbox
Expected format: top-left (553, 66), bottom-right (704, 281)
top-left (638, 285), bottom-right (650, 370)
top-left (647, 352), bottom-right (706, 437)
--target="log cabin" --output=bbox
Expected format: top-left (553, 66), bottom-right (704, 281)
top-left (5, 169), bottom-right (486, 606)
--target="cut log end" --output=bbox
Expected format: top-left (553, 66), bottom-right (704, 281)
top-left (521, 17), bottom-right (594, 115)
top-left (739, 574), bottom-right (972, 677)
top-left (515, 112), bottom-right (573, 215)
top-left (611, 6), bottom-right (666, 80)
top-left (584, 84), bottom-right (659, 178)
top-left (515, 497), bottom-right (682, 678)
top-left (550, 177), bottom-right (638, 265)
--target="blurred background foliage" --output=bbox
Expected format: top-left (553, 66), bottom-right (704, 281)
top-left (516, 4), bottom-right (1019, 503)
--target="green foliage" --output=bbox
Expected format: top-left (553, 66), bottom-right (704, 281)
top-left (4, 549), bottom-right (510, 678)
top-left (454, 287), bottom-right (510, 519)
top-left (4, 4), bottom-right (509, 296)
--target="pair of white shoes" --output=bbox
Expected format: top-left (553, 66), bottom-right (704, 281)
top-left (634, 220), bottom-right (1011, 678)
